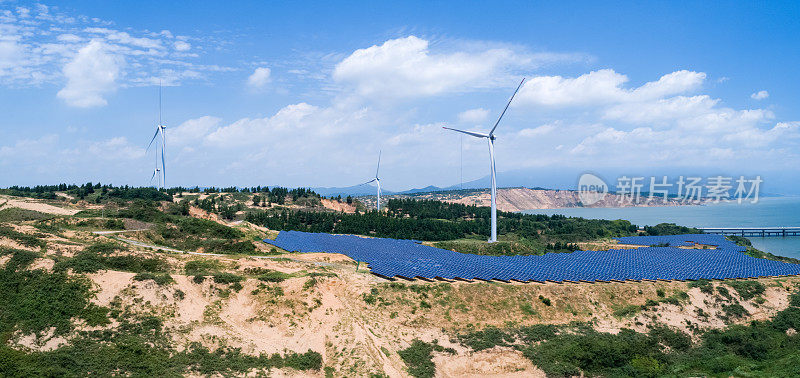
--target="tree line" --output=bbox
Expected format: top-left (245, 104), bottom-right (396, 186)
top-left (246, 199), bottom-right (641, 242)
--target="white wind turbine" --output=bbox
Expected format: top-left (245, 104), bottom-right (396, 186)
top-left (443, 78), bottom-right (525, 243)
top-left (147, 83), bottom-right (167, 190)
top-left (362, 151), bottom-right (382, 211)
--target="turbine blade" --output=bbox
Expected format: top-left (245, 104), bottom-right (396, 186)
top-left (150, 170), bottom-right (157, 183)
top-left (376, 150), bottom-right (381, 178)
top-left (362, 179), bottom-right (377, 185)
top-left (489, 77), bottom-right (526, 136)
top-left (442, 127), bottom-right (489, 139)
top-left (146, 128), bottom-right (159, 151)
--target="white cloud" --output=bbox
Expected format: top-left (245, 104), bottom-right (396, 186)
top-left (603, 95), bottom-right (719, 123)
top-left (457, 108), bottom-right (490, 123)
top-left (333, 36), bottom-right (537, 98)
top-left (173, 40), bottom-right (190, 52)
top-left (204, 103), bottom-right (320, 147)
top-left (518, 124), bottom-right (556, 137)
top-left (246, 67), bottom-right (271, 89)
top-left (0, 5), bottom-right (227, 98)
top-left (516, 69), bottom-right (705, 107)
top-left (751, 90), bottom-right (769, 100)
top-left (84, 137), bottom-right (145, 160)
top-left (57, 40), bottom-right (122, 107)
top-left (169, 116), bottom-right (221, 147)
top-left (0, 39), bottom-right (24, 71)
top-left (0, 134), bottom-right (58, 159)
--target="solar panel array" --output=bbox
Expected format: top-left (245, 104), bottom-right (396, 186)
top-left (263, 231), bottom-right (800, 282)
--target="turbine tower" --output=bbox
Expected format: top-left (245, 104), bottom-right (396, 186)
top-left (443, 78), bottom-right (525, 243)
top-left (147, 83), bottom-right (167, 190)
top-left (362, 151), bottom-right (382, 211)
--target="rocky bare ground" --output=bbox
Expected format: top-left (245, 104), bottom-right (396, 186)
top-left (364, 187), bottom-right (691, 212)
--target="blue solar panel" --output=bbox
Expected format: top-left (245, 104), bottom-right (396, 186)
top-left (262, 231), bottom-right (800, 282)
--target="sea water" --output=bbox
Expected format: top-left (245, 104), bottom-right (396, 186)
top-left (522, 196), bottom-right (800, 259)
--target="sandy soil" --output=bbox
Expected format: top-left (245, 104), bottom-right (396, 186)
top-left (321, 199), bottom-right (357, 214)
top-left (0, 195), bottom-right (80, 215)
top-left (432, 347), bottom-right (543, 378)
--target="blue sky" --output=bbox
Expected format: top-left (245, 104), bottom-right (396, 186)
top-left (1, 1), bottom-right (798, 192)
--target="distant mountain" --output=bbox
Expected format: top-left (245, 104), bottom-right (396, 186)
top-left (311, 185), bottom-right (395, 197)
top-left (310, 167), bottom-right (800, 198)
top-left (399, 185), bottom-right (445, 194)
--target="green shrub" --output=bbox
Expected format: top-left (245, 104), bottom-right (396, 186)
top-left (184, 259), bottom-right (223, 275)
top-left (0, 225), bottom-right (45, 248)
top-left (689, 279), bottom-right (714, 294)
top-left (133, 272), bottom-right (174, 286)
top-left (175, 217), bottom-right (243, 239)
top-left (5, 249), bottom-right (40, 270)
top-left (0, 254), bottom-right (93, 335)
top-left (648, 325), bottom-right (691, 352)
top-left (721, 303), bottom-right (749, 320)
top-left (59, 247), bottom-right (167, 274)
top-left (103, 219), bottom-right (125, 230)
top-left (398, 340), bottom-right (453, 378)
top-left (303, 277), bottom-right (318, 290)
top-left (644, 223), bottom-right (703, 235)
top-left (84, 241), bottom-right (125, 254)
top-left (630, 355), bottom-right (663, 377)
top-left (257, 270), bottom-right (291, 283)
top-left (727, 280), bottom-right (766, 300)
top-left (80, 303), bottom-right (111, 326)
top-left (458, 326), bottom-right (512, 351)
top-left (283, 350), bottom-right (323, 371)
top-left (212, 273), bottom-right (244, 284)
top-left (539, 295), bottom-right (551, 306)
top-left (614, 305), bottom-right (641, 317)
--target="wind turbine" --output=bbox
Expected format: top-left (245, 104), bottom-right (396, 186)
top-left (147, 83), bottom-right (166, 190)
top-left (443, 78), bottom-right (525, 243)
top-left (150, 167), bottom-right (162, 188)
top-left (362, 151), bottom-right (382, 211)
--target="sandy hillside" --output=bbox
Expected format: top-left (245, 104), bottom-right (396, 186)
top-left (0, 195), bottom-right (80, 215)
top-left (387, 188), bottom-right (691, 212)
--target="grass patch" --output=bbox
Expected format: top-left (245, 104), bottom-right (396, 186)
top-left (0, 208), bottom-right (52, 222)
top-left (57, 242), bottom-right (168, 274)
top-left (184, 259), bottom-right (224, 276)
top-left (614, 305), bottom-right (641, 318)
top-left (520, 302), bottom-right (537, 316)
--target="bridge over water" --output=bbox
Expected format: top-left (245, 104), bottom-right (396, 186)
top-left (700, 227), bottom-right (800, 237)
